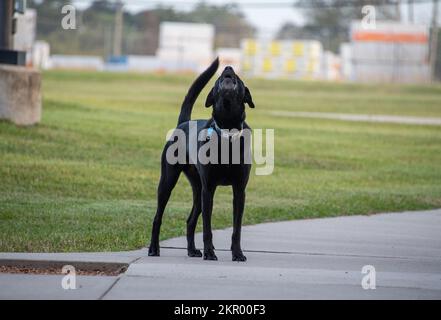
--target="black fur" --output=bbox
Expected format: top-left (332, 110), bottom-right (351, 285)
top-left (148, 58), bottom-right (254, 262)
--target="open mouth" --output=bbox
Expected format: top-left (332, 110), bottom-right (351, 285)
top-left (221, 74), bottom-right (237, 90)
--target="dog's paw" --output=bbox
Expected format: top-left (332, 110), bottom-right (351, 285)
top-left (187, 248), bottom-right (203, 257)
top-left (203, 250), bottom-right (218, 261)
top-left (232, 252), bottom-right (247, 262)
top-left (148, 245), bottom-right (160, 256)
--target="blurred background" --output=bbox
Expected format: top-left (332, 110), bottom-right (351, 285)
top-left (1, 1), bottom-right (441, 252)
top-left (7, 0), bottom-right (441, 83)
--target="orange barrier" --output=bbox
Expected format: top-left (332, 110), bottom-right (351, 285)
top-left (352, 31), bottom-right (428, 43)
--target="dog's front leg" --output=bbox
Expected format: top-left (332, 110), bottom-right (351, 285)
top-left (201, 185), bottom-right (217, 260)
top-left (232, 185), bottom-right (247, 261)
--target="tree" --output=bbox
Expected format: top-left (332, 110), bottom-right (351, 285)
top-left (28, 0), bottom-right (255, 56)
top-left (184, 3), bottom-right (255, 48)
top-left (277, 0), bottom-right (402, 52)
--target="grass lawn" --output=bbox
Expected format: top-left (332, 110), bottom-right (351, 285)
top-left (1, 71), bottom-right (441, 252)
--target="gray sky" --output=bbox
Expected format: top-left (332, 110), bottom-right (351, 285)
top-left (73, 0), bottom-right (436, 38)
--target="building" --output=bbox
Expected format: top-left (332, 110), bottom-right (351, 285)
top-left (156, 22), bottom-right (215, 73)
top-left (348, 20), bottom-right (430, 83)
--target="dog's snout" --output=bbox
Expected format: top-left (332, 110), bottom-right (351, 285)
top-left (222, 66), bottom-right (235, 76)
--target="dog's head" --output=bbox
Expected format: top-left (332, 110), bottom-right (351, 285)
top-left (205, 66), bottom-right (254, 129)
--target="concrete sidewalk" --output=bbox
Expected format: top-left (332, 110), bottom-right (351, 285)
top-left (1, 209), bottom-right (441, 299)
top-left (270, 111), bottom-right (441, 126)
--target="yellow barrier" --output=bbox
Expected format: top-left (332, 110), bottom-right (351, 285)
top-left (244, 40), bottom-right (257, 56)
top-left (270, 41), bottom-right (281, 56)
top-left (292, 42), bottom-right (304, 57)
top-left (262, 57), bottom-right (273, 72)
top-left (284, 59), bottom-right (297, 73)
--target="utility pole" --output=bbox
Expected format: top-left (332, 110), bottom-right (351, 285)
top-left (0, 0), bottom-right (25, 65)
top-left (395, 0), bottom-right (402, 22)
top-left (113, 0), bottom-right (123, 57)
top-left (408, 0), bottom-right (414, 24)
top-left (430, 0), bottom-right (439, 81)
top-left (0, 0), bottom-right (14, 50)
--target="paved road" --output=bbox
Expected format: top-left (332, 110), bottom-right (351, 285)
top-left (270, 111), bottom-right (441, 126)
top-left (1, 210), bottom-right (441, 299)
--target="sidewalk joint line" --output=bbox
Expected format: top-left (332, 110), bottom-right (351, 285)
top-left (98, 276), bottom-right (121, 300)
top-left (96, 256), bottom-right (142, 300)
top-left (128, 256), bottom-right (142, 264)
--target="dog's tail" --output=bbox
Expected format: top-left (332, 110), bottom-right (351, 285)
top-left (177, 57), bottom-right (219, 126)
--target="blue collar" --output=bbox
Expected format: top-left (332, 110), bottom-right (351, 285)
top-left (207, 120), bottom-right (244, 140)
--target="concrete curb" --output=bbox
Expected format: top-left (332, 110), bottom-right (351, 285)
top-left (0, 259), bottom-right (129, 274)
top-left (0, 250), bottom-right (146, 274)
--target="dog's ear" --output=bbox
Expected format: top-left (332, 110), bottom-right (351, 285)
top-left (205, 87), bottom-right (214, 108)
top-left (244, 87), bottom-right (255, 108)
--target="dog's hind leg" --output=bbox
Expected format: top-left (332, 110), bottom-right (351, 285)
top-left (184, 168), bottom-right (202, 257)
top-left (148, 162), bottom-right (182, 256)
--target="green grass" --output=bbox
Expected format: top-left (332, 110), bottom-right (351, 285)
top-left (1, 71), bottom-right (441, 252)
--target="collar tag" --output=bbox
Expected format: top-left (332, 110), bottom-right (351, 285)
top-left (206, 127), bottom-right (214, 140)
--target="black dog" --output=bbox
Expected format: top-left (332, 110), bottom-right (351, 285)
top-left (148, 58), bottom-right (254, 261)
